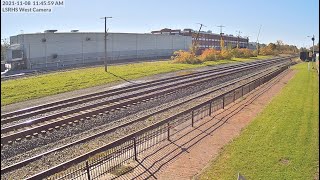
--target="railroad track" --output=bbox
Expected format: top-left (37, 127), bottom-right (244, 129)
top-left (0, 57), bottom-right (292, 145)
top-left (1, 57), bottom-right (287, 122)
top-left (1, 59), bottom-right (292, 179)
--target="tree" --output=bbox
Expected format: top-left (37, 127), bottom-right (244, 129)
top-left (1, 39), bottom-right (10, 62)
top-left (309, 42), bottom-right (319, 52)
top-left (276, 40), bottom-right (284, 51)
top-left (267, 43), bottom-right (277, 51)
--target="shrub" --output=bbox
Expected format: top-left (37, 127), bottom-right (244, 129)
top-left (220, 49), bottom-right (233, 59)
top-left (240, 49), bottom-right (255, 58)
top-left (230, 48), bottom-right (255, 58)
top-left (199, 48), bottom-right (222, 61)
top-left (260, 46), bottom-right (279, 56)
top-left (171, 50), bottom-right (202, 64)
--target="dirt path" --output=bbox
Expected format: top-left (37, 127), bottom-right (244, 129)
top-left (113, 69), bottom-right (296, 180)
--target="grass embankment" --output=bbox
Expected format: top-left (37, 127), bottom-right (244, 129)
top-left (198, 63), bottom-right (319, 180)
top-left (1, 56), bottom-right (272, 106)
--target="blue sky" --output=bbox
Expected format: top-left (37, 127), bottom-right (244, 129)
top-left (1, 0), bottom-right (319, 48)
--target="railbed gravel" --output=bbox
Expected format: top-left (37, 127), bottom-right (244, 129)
top-left (0, 65), bottom-right (284, 180)
top-left (1, 65), bottom-right (271, 156)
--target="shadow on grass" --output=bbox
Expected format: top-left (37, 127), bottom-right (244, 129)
top-left (107, 71), bottom-right (138, 84)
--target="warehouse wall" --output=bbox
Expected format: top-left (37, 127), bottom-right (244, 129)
top-left (9, 33), bottom-right (191, 69)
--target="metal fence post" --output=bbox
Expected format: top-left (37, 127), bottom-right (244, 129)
top-left (222, 96), bottom-right (225, 109)
top-left (86, 161), bottom-right (91, 180)
top-left (191, 110), bottom-right (194, 127)
top-left (209, 102), bottom-right (212, 116)
top-left (241, 86), bottom-right (244, 97)
top-left (133, 137), bottom-right (138, 161)
top-left (167, 123), bottom-right (170, 141)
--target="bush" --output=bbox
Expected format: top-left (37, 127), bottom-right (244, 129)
top-left (171, 50), bottom-right (202, 64)
top-left (199, 48), bottom-right (222, 61)
top-left (260, 46), bottom-right (279, 56)
top-left (230, 48), bottom-right (255, 58)
top-left (221, 49), bottom-right (233, 59)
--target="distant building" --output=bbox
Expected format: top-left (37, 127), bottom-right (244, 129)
top-left (151, 28), bottom-right (249, 50)
top-left (248, 42), bottom-right (257, 50)
top-left (6, 31), bottom-right (192, 70)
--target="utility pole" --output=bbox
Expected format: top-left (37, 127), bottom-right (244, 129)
top-left (217, 25), bottom-right (225, 50)
top-left (101, 16), bottom-right (112, 72)
top-left (246, 36), bottom-right (250, 49)
top-left (256, 25), bottom-right (262, 55)
top-left (236, 30), bottom-right (242, 48)
top-left (193, 23), bottom-right (206, 53)
top-left (311, 35), bottom-right (315, 61)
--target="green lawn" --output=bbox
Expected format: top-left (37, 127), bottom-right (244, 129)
top-left (198, 63), bottom-right (319, 180)
top-left (1, 56), bottom-right (272, 106)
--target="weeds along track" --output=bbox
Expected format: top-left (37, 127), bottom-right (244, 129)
top-left (1, 58), bottom-right (293, 179)
top-left (0, 57), bottom-right (292, 146)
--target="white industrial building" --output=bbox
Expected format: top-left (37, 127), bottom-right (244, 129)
top-left (6, 31), bottom-right (192, 70)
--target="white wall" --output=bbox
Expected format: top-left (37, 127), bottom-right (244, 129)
top-left (8, 32), bottom-right (192, 69)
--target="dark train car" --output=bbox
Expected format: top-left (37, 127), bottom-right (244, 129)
top-left (1, 63), bottom-right (6, 72)
top-left (300, 52), bottom-right (308, 61)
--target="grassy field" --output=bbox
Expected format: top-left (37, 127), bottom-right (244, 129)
top-left (198, 63), bottom-right (319, 180)
top-left (1, 56), bottom-right (272, 106)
